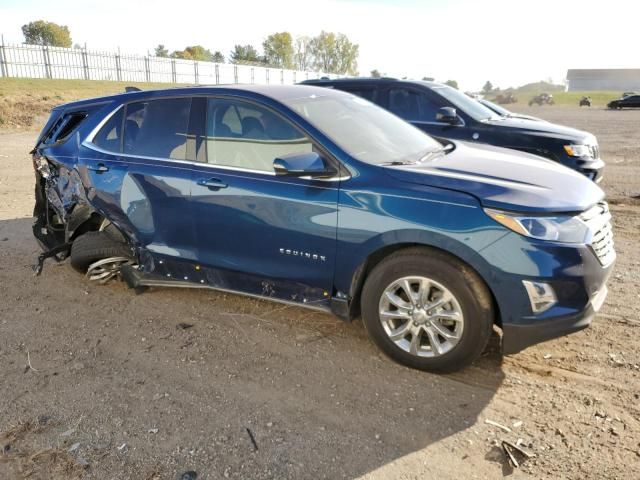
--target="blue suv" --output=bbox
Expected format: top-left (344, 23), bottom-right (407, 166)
top-left (32, 85), bottom-right (615, 373)
top-left (301, 78), bottom-right (605, 182)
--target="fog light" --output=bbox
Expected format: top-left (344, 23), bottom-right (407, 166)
top-left (522, 280), bottom-right (557, 314)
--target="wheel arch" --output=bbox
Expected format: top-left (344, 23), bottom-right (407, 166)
top-left (344, 242), bottom-right (503, 329)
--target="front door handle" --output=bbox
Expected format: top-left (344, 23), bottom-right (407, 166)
top-left (197, 178), bottom-right (228, 190)
top-left (87, 163), bottom-right (109, 173)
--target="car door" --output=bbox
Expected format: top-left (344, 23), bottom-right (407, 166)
top-left (386, 86), bottom-right (470, 141)
top-left (189, 96), bottom-right (340, 306)
top-left (80, 96), bottom-right (198, 261)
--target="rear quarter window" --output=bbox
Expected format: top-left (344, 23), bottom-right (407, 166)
top-left (43, 111), bottom-right (88, 145)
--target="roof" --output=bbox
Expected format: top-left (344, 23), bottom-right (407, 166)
top-left (55, 84), bottom-right (348, 110)
top-left (300, 77), bottom-right (444, 88)
top-left (567, 69), bottom-right (640, 79)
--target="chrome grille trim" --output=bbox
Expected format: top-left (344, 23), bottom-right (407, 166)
top-left (581, 202), bottom-right (615, 266)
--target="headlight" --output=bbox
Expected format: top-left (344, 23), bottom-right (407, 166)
top-left (564, 144), bottom-right (593, 158)
top-left (485, 209), bottom-right (590, 243)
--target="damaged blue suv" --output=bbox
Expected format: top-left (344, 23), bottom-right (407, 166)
top-left (32, 85), bottom-right (615, 373)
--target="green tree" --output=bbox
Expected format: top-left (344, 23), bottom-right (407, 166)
top-left (21, 20), bottom-right (72, 47)
top-left (212, 51), bottom-right (225, 63)
top-left (482, 81), bottom-right (493, 94)
top-left (263, 32), bottom-right (294, 69)
top-left (154, 44), bottom-right (169, 58)
top-left (445, 79), bottom-right (458, 89)
top-left (171, 45), bottom-right (214, 61)
top-left (370, 69), bottom-right (381, 78)
top-left (230, 44), bottom-right (261, 64)
top-left (294, 36), bottom-right (312, 71)
top-left (308, 31), bottom-right (358, 75)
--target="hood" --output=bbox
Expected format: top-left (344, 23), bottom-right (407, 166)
top-left (507, 113), bottom-right (546, 122)
top-left (485, 116), bottom-right (595, 144)
top-left (384, 142), bottom-right (604, 213)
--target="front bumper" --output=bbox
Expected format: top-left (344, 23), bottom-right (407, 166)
top-left (502, 285), bottom-right (607, 354)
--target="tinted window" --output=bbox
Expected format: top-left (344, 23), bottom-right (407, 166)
top-left (341, 87), bottom-right (379, 104)
top-left (205, 98), bottom-right (313, 172)
top-left (388, 88), bottom-right (441, 122)
top-left (93, 107), bottom-right (123, 152)
top-left (123, 98), bottom-right (191, 160)
top-left (283, 90), bottom-right (442, 165)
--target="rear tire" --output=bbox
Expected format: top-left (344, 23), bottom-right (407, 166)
top-left (360, 248), bottom-right (494, 373)
top-left (70, 231), bottom-right (131, 273)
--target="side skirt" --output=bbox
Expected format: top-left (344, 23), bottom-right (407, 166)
top-left (120, 265), bottom-right (333, 315)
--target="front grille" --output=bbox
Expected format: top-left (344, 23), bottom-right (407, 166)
top-left (590, 145), bottom-right (600, 159)
top-left (581, 202), bottom-right (615, 266)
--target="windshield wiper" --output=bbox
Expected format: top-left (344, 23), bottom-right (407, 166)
top-left (379, 160), bottom-right (415, 166)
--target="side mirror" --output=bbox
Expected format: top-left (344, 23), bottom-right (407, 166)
top-left (273, 152), bottom-right (337, 178)
top-left (435, 106), bottom-right (460, 125)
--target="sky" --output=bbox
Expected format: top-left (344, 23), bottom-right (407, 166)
top-left (0, 0), bottom-right (638, 91)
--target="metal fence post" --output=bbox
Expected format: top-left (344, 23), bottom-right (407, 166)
top-left (193, 61), bottom-right (198, 84)
top-left (214, 63), bottom-right (219, 85)
top-left (266, 68), bottom-right (270, 84)
top-left (81, 48), bottom-right (89, 80)
top-left (281, 69), bottom-right (284, 84)
top-left (115, 54), bottom-right (122, 82)
top-left (171, 58), bottom-right (176, 83)
top-left (250, 67), bottom-right (254, 84)
top-left (42, 45), bottom-right (52, 78)
top-left (233, 64), bottom-right (238, 84)
top-left (0, 35), bottom-right (8, 78)
top-left (144, 56), bottom-right (150, 82)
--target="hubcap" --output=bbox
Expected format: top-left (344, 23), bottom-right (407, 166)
top-left (378, 276), bottom-right (464, 357)
top-left (86, 257), bottom-right (136, 284)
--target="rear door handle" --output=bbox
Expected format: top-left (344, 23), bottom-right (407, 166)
top-left (87, 163), bottom-right (109, 173)
top-left (197, 178), bottom-right (228, 189)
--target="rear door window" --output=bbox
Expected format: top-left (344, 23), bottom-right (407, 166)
top-left (341, 87), bottom-right (379, 105)
top-left (123, 98), bottom-right (192, 160)
top-left (93, 107), bottom-right (124, 152)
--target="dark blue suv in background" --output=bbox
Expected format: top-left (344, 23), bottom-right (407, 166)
top-left (301, 78), bottom-right (605, 182)
top-left (32, 85), bottom-right (614, 373)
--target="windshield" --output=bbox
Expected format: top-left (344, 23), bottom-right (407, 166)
top-left (282, 91), bottom-right (442, 165)
top-left (432, 85), bottom-right (501, 121)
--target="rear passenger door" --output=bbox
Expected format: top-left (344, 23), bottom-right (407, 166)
top-left (81, 96), bottom-right (199, 261)
top-left (189, 96), bottom-right (340, 305)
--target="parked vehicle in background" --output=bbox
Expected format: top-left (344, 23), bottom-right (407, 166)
top-left (529, 93), bottom-right (555, 106)
top-left (493, 93), bottom-right (517, 104)
top-left (478, 98), bottom-right (544, 121)
top-left (32, 85), bottom-right (615, 373)
top-left (608, 94), bottom-right (640, 109)
top-left (580, 96), bottom-right (592, 107)
top-left (301, 78), bottom-right (604, 181)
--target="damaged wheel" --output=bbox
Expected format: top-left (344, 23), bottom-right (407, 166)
top-left (70, 231), bottom-right (132, 276)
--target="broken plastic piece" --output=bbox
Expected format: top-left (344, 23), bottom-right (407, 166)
top-left (33, 242), bottom-right (71, 275)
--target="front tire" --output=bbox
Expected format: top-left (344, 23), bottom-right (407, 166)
top-left (360, 248), bottom-right (494, 373)
top-left (70, 231), bottom-right (132, 272)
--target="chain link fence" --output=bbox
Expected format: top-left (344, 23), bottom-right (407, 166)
top-left (0, 40), bottom-right (340, 85)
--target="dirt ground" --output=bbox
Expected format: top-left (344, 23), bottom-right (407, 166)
top-left (0, 106), bottom-right (638, 479)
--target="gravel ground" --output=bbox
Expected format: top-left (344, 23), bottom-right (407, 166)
top-left (0, 106), bottom-right (638, 479)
